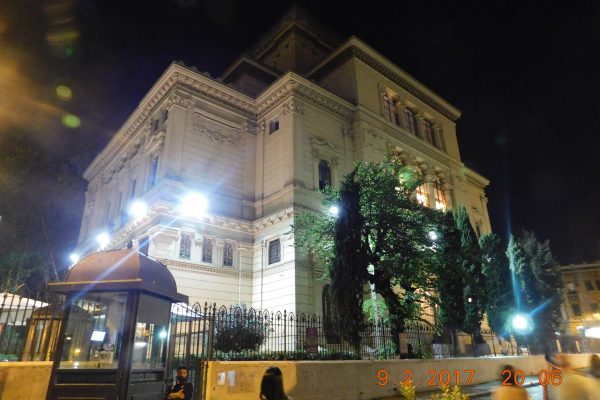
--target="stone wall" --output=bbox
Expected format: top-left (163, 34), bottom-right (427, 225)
top-left (205, 354), bottom-right (596, 400)
top-left (0, 362), bottom-right (52, 400)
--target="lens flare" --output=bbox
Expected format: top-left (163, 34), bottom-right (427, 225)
top-left (56, 85), bottom-right (72, 100)
top-left (62, 114), bottom-right (80, 128)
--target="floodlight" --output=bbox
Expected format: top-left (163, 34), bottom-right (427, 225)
top-left (128, 199), bottom-right (148, 219)
top-left (97, 232), bottom-right (110, 248)
top-left (180, 192), bottom-right (208, 218)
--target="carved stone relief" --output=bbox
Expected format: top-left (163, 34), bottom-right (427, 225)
top-left (192, 112), bottom-right (241, 147)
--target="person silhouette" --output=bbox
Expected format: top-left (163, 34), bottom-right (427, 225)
top-left (259, 366), bottom-right (293, 400)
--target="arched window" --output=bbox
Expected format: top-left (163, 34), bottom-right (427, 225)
top-left (422, 120), bottom-right (434, 145)
top-left (318, 160), bottom-right (332, 190)
top-left (382, 94), bottom-right (399, 126)
top-left (403, 108), bottom-right (416, 135)
top-left (179, 233), bottom-right (191, 260)
top-left (268, 239), bottom-right (281, 265)
top-left (433, 177), bottom-right (447, 211)
top-left (223, 242), bottom-right (234, 267)
top-left (202, 238), bottom-right (213, 263)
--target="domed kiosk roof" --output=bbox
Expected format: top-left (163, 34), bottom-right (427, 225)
top-left (48, 249), bottom-right (187, 302)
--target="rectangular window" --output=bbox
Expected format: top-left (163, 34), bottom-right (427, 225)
top-left (572, 304), bottom-right (582, 317)
top-left (585, 281), bottom-right (594, 291)
top-left (403, 108), bottom-right (416, 135)
top-left (179, 233), bottom-right (191, 260)
top-left (268, 239), bottom-right (281, 265)
top-left (202, 238), bottom-right (213, 263)
top-left (591, 303), bottom-right (600, 314)
top-left (223, 242), bottom-right (234, 267)
top-left (130, 179), bottom-right (137, 200)
top-left (415, 184), bottom-right (429, 207)
top-left (433, 178), bottom-right (446, 211)
top-left (269, 118), bottom-right (279, 134)
top-left (149, 156), bottom-right (159, 189)
top-left (422, 120), bottom-right (434, 145)
top-left (382, 94), bottom-right (399, 126)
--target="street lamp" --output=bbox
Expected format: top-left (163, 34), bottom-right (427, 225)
top-left (329, 205), bottom-right (339, 217)
top-left (428, 231), bottom-right (438, 241)
top-left (511, 313), bottom-right (533, 334)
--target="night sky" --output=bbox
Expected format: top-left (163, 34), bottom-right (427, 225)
top-left (3, 0), bottom-right (600, 263)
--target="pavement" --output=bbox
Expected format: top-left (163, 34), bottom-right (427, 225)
top-left (379, 376), bottom-right (543, 399)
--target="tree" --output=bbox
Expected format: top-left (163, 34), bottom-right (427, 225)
top-left (296, 160), bottom-right (441, 349)
top-left (507, 230), bottom-right (563, 352)
top-left (0, 133), bottom-right (86, 295)
top-left (454, 206), bottom-right (486, 337)
top-left (480, 232), bottom-right (513, 337)
top-left (433, 211), bottom-right (465, 353)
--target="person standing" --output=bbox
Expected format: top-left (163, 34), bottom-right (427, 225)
top-left (259, 366), bottom-right (293, 400)
top-left (166, 366), bottom-right (194, 400)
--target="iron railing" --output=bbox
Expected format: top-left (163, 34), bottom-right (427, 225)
top-left (1, 294), bottom-right (598, 367)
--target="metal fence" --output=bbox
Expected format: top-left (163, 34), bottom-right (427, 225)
top-left (2, 293), bottom-right (599, 367)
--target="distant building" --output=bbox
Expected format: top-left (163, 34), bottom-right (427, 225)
top-left (76, 6), bottom-right (491, 314)
top-left (560, 261), bottom-right (600, 337)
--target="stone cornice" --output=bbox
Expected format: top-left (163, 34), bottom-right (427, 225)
top-left (251, 207), bottom-right (294, 233)
top-left (84, 63), bottom-right (256, 182)
top-left (161, 258), bottom-right (253, 278)
top-left (256, 73), bottom-right (355, 122)
top-left (309, 37), bottom-right (461, 122)
top-left (463, 169), bottom-right (490, 189)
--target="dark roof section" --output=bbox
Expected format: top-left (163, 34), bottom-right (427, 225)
top-left (48, 249), bottom-right (188, 303)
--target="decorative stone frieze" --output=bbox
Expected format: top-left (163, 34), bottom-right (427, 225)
top-left (192, 112), bottom-right (242, 147)
top-left (281, 100), bottom-right (305, 116)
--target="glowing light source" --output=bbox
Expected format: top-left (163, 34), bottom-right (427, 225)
top-left (159, 330), bottom-right (168, 339)
top-left (467, 297), bottom-right (472, 303)
top-left (134, 342), bottom-right (148, 347)
top-left (329, 206), bottom-right (339, 216)
top-left (511, 313), bottom-right (533, 334)
top-left (97, 232), bottom-right (110, 249)
top-left (179, 193), bottom-right (208, 218)
top-left (428, 231), bottom-right (438, 241)
top-left (585, 327), bottom-right (600, 338)
top-left (56, 85), bottom-right (72, 100)
top-left (62, 114), bottom-right (80, 128)
top-left (128, 199), bottom-right (148, 219)
top-left (69, 253), bottom-right (79, 264)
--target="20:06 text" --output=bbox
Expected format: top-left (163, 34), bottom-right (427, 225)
top-left (377, 369), bottom-right (476, 386)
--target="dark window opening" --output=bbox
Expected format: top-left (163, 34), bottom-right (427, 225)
top-left (318, 160), bottom-right (331, 190)
top-left (268, 239), bottom-right (281, 265)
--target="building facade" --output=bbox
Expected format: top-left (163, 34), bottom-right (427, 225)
top-left (560, 262), bottom-right (600, 337)
top-left (76, 6), bottom-right (491, 315)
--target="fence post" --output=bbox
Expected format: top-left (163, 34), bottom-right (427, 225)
top-left (491, 334), bottom-right (497, 356)
top-left (283, 309), bottom-right (287, 355)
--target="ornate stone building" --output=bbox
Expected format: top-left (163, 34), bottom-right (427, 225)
top-left (76, 6), bottom-right (491, 314)
top-left (560, 262), bottom-right (600, 337)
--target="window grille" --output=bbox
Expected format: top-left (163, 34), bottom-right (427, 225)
top-left (223, 242), bottom-right (234, 267)
top-left (202, 238), bottom-right (213, 263)
top-left (179, 233), bottom-right (191, 260)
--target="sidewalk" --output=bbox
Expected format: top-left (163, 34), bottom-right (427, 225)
top-left (375, 376), bottom-right (540, 399)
